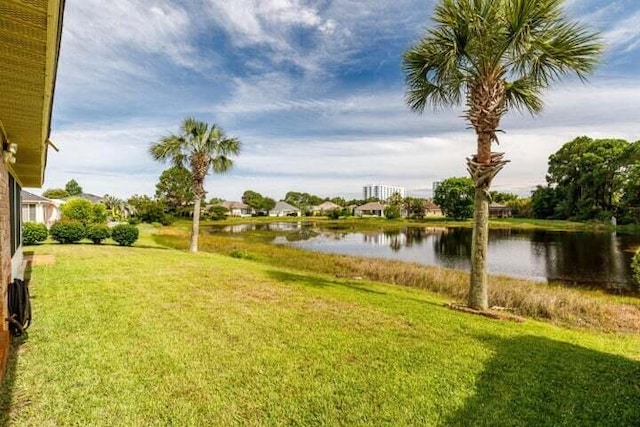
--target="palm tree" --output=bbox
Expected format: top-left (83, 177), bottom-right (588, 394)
top-left (403, 0), bottom-right (602, 310)
top-left (150, 118), bottom-right (241, 252)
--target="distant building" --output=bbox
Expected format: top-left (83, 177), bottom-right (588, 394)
top-left (362, 184), bottom-right (405, 201)
top-left (354, 202), bottom-right (386, 217)
top-left (21, 191), bottom-right (60, 227)
top-left (269, 201), bottom-right (301, 217)
top-left (220, 201), bottom-right (252, 217)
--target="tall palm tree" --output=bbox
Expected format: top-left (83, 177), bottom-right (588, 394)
top-left (150, 118), bottom-right (241, 253)
top-left (403, 0), bottom-right (602, 310)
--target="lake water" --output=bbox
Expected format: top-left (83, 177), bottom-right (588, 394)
top-left (210, 223), bottom-right (640, 295)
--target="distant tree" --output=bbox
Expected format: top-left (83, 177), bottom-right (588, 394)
top-left (434, 177), bottom-right (474, 221)
top-left (42, 188), bottom-right (70, 199)
top-left (150, 118), bottom-right (241, 252)
top-left (242, 190), bottom-right (275, 213)
top-left (404, 0), bottom-right (602, 310)
top-left (65, 179), bottom-right (83, 196)
top-left (404, 197), bottom-right (426, 219)
top-left (284, 191), bottom-right (323, 215)
top-left (127, 195), bottom-right (171, 225)
top-left (205, 204), bottom-right (228, 221)
top-left (489, 191), bottom-right (518, 203)
top-left (530, 186), bottom-right (561, 219)
top-left (330, 197), bottom-right (346, 207)
top-left (506, 197), bottom-right (532, 218)
top-left (155, 166), bottom-right (195, 213)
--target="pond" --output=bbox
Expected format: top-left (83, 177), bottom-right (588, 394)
top-left (210, 223), bottom-right (640, 295)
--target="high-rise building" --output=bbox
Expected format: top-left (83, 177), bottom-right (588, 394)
top-left (363, 184), bottom-right (406, 201)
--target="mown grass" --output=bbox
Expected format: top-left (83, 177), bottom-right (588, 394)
top-left (156, 225), bottom-right (640, 333)
top-left (1, 226), bottom-right (639, 426)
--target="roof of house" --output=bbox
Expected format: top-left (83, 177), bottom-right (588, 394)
top-left (355, 202), bottom-right (386, 212)
top-left (424, 200), bottom-right (441, 210)
top-left (273, 201), bottom-right (300, 212)
top-left (313, 201), bottom-right (341, 211)
top-left (489, 203), bottom-right (511, 209)
top-left (21, 190), bottom-right (51, 203)
top-left (62, 193), bottom-right (104, 203)
top-left (221, 201), bottom-right (250, 209)
top-left (0, 0), bottom-right (65, 187)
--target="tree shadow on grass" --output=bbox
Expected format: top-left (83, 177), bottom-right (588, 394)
top-left (444, 335), bottom-right (640, 426)
top-left (0, 336), bottom-right (27, 427)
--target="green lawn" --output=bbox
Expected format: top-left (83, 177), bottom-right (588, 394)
top-left (2, 227), bottom-right (639, 426)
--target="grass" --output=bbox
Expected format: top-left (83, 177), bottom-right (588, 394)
top-left (1, 225), bottom-right (638, 425)
top-left (156, 225), bottom-right (640, 333)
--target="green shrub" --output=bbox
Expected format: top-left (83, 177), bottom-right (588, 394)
top-left (50, 220), bottom-right (86, 244)
top-left (128, 217), bottom-right (141, 225)
top-left (632, 249), bottom-right (640, 286)
top-left (327, 209), bottom-right (341, 220)
top-left (86, 224), bottom-right (111, 244)
top-left (61, 198), bottom-right (107, 226)
top-left (22, 222), bottom-right (48, 245)
top-left (384, 205), bottom-right (402, 220)
top-left (111, 224), bottom-right (139, 246)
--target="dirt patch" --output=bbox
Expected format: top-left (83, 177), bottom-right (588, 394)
top-left (24, 254), bottom-right (55, 266)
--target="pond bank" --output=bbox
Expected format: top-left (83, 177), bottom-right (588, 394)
top-left (155, 225), bottom-right (640, 333)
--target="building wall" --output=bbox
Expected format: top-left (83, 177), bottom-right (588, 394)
top-left (0, 161), bottom-right (11, 378)
top-left (362, 184), bottom-right (406, 201)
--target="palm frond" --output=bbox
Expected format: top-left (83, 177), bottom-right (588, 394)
top-left (504, 77), bottom-right (544, 114)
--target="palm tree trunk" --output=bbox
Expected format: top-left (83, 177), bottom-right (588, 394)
top-left (190, 196), bottom-right (201, 253)
top-left (469, 133), bottom-right (492, 310)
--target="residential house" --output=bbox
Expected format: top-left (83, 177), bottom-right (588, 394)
top-left (424, 200), bottom-right (443, 217)
top-left (489, 203), bottom-right (512, 218)
top-left (0, 0), bottom-right (65, 378)
top-left (354, 202), bottom-right (386, 217)
top-left (21, 191), bottom-right (60, 227)
top-left (311, 201), bottom-right (341, 216)
top-left (61, 192), bottom-right (104, 204)
top-left (221, 201), bottom-right (252, 217)
top-left (269, 201), bottom-right (301, 217)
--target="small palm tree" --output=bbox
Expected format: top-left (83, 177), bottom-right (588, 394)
top-left (150, 118), bottom-right (241, 252)
top-left (403, 0), bottom-right (602, 310)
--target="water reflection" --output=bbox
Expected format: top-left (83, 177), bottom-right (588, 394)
top-left (208, 223), bottom-right (640, 294)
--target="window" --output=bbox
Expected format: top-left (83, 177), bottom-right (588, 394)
top-left (22, 204), bottom-right (36, 222)
top-left (8, 174), bottom-right (21, 256)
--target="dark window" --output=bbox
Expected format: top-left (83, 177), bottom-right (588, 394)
top-left (8, 174), bottom-right (21, 256)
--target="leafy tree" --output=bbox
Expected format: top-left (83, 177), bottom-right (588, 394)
top-left (434, 177), bottom-right (474, 221)
top-left (150, 118), bottom-right (241, 252)
top-left (490, 191), bottom-right (518, 203)
top-left (242, 190), bottom-right (275, 213)
top-left (547, 136), bottom-right (630, 220)
top-left (65, 179), bottom-right (83, 196)
top-left (155, 166), bottom-right (195, 212)
top-left (102, 194), bottom-right (132, 221)
top-left (530, 186), bottom-right (561, 219)
top-left (404, 197), bottom-right (426, 219)
top-left (506, 197), bottom-right (532, 218)
top-left (384, 205), bottom-right (402, 220)
top-left (205, 204), bottom-right (228, 221)
top-left (61, 198), bottom-right (107, 226)
top-left (403, 0), bottom-right (602, 309)
top-left (284, 191), bottom-right (323, 215)
top-left (632, 249), bottom-right (640, 286)
top-left (42, 188), bottom-right (69, 199)
top-left (330, 197), bottom-right (346, 207)
top-left (127, 195), bottom-right (171, 225)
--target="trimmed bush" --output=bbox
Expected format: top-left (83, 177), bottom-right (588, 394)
top-left (87, 224), bottom-right (111, 244)
top-left (49, 220), bottom-right (86, 244)
top-left (22, 222), bottom-right (48, 245)
top-left (632, 249), bottom-right (640, 286)
top-left (111, 224), bottom-right (139, 246)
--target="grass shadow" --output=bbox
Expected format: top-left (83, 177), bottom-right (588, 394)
top-left (0, 335), bottom-right (28, 427)
top-left (444, 335), bottom-right (640, 426)
top-left (266, 270), bottom-right (387, 296)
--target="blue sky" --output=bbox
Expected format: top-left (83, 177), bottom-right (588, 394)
top-left (41, 0), bottom-right (640, 200)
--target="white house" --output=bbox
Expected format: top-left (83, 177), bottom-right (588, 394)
top-left (354, 201), bottom-right (386, 217)
top-left (221, 201), bottom-right (253, 217)
top-left (269, 201), bottom-right (301, 217)
top-left (21, 191), bottom-right (60, 227)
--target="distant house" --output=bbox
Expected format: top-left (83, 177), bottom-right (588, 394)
top-left (270, 201), bottom-right (301, 217)
top-left (21, 191), bottom-right (60, 227)
top-left (424, 200), bottom-right (443, 217)
top-left (489, 203), bottom-right (512, 218)
top-left (62, 193), bottom-right (104, 204)
top-left (221, 201), bottom-right (252, 217)
top-left (311, 201), bottom-right (341, 216)
top-left (354, 201), bottom-right (386, 217)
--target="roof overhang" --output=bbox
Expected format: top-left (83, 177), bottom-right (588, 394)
top-left (0, 0), bottom-right (65, 187)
